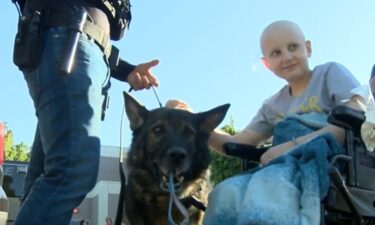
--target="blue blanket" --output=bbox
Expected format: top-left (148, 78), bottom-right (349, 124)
top-left (203, 114), bottom-right (343, 225)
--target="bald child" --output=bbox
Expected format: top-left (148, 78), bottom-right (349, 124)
top-left (167, 20), bottom-right (363, 164)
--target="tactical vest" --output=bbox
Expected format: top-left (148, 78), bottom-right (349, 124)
top-left (89, 0), bottom-right (132, 40)
top-left (16, 0), bottom-right (132, 41)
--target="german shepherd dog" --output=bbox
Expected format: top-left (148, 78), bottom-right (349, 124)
top-left (122, 92), bottom-right (229, 225)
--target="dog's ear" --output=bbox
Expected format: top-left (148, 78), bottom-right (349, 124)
top-left (197, 103), bottom-right (230, 133)
top-left (123, 92), bottom-right (148, 130)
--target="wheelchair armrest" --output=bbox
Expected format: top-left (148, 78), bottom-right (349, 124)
top-left (327, 105), bottom-right (365, 133)
top-left (223, 142), bottom-right (269, 162)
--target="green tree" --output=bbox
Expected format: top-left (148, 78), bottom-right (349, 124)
top-left (210, 118), bottom-right (242, 186)
top-left (3, 124), bottom-right (30, 162)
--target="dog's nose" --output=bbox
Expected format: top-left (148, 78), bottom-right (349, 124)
top-left (168, 147), bottom-right (186, 162)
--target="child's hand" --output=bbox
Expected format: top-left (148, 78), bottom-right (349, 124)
top-left (165, 99), bottom-right (193, 112)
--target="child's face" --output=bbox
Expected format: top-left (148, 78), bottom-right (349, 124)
top-left (261, 25), bottom-right (312, 83)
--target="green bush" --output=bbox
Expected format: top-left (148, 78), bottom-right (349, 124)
top-left (209, 120), bottom-right (242, 186)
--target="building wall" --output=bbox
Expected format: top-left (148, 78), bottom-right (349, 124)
top-left (70, 145), bottom-right (127, 225)
top-left (3, 146), bottom-right (126, 225)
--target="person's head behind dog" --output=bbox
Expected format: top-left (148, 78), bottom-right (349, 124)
top-left (123, 92), bottom-right (230, 189)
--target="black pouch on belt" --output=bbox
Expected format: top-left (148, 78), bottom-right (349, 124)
top-left (13, 10), bottom-right (43, 71)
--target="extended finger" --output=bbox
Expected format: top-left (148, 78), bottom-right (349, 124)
top-left (145, 60), bottom-right (160, 86)
top-left (146, 59), bottom-right (160, 68)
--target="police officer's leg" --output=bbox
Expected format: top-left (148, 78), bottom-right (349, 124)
top-left (21, 125), bottom-right (44, 203)
top-left (14, 27), bottom-right (108, 225)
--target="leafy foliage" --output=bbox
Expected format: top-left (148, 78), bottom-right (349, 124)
top-left (210, 118), bottom-right (242, 186)
top-left (3, 123), bottom-right (30, 162)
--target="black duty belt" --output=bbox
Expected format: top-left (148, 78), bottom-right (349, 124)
top-left (43, 10), bottom-right (112, 57)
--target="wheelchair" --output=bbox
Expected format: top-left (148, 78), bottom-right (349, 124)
top-left (223, 105), bottom-right (375, 225)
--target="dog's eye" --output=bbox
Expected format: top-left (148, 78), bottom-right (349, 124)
top-left (152, 125), bottom-right (164, 136)
top-left (183, 125), bottom-right (195, 137)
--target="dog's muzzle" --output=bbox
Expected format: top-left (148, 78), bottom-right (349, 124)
top-left (160, 172), bottom-right (184, 191)
top-left (153, 162), bottom-right (185, 192)
top-left (154, 147), bottom-right (189, 192)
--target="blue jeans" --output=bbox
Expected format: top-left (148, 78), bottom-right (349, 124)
top-left (14, 27), bottom-right (110, 225)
